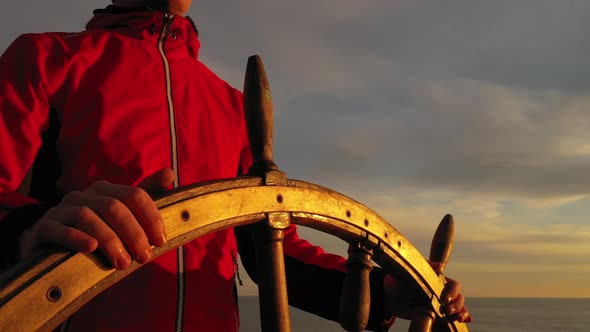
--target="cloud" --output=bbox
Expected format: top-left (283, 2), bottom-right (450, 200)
top-left (360, 189), bottom-right (590, 297)
top-left (274, 76), bottom-right (590, 204)
top-left (190, 1), bottom-right (590, 207)
top-left (290, 185), bottom-right (590, 297)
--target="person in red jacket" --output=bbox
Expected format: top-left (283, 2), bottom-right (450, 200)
top-left (0, 0), bottom-right (470, 330)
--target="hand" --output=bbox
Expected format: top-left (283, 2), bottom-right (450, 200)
top-left (431, 263), bottom-right (471, 324)
top-left (384, 261), bottom-right (472, 323)
top-left (19, 168), bottom-right (175, 270)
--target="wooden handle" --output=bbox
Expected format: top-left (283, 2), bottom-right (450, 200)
top-left (409, 214), bottom-right (455, 332)
top-left (429, 214), bottom-right (454, 274)
top-left (250, 218), bottom-right (291, 332)
top-left (242, 56), bottom-right (290, 331)
top-left (339, 242), bottom-right (373, 332)
top-left (408, 309), bottom-right (436, 332)
top-left (243, 55), bottom-right (278, 175)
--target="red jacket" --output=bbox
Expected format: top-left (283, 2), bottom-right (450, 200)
top-left (0, 6), bottom-right (391, 331)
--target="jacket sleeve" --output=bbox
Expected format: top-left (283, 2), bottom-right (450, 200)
top-left (0, 34), bottom-right (59, 270)
top-left (233, 90), bottom-right (395, 331)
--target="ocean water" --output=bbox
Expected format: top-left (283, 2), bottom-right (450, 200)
top-left (237, 297), bottom-right (590, 331)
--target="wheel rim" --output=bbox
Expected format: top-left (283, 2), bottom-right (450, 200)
top-left (0, 176), bottom-right (468, 332)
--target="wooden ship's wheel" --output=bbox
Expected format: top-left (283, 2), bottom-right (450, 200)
top-left (0, 56), bottom-right (469, 332)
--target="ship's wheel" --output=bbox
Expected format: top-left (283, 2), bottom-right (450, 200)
top-left (0, 56), bottom-right (469, 332)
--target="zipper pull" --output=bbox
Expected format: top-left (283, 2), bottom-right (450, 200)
top-left (163, 13), bottom-right (174, 36)
top-left (231, 249), bottom-right (244, 286)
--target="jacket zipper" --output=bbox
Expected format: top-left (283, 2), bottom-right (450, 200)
top-left (158, 14), bottom-right (180, 189)
top-left (157, 13), bottom-right (185, 332)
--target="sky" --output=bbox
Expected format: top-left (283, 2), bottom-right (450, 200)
top-left (2, 1), bottom-right (590, 298)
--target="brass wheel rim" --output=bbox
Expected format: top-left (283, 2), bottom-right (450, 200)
top-left (0, 177), bottom-right (468, 332)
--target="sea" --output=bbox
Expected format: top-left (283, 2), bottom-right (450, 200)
top-left (237, 297), bottom-right (590, 331)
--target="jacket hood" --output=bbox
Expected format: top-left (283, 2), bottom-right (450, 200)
top-left (86, 5), bottom-right (201, 59)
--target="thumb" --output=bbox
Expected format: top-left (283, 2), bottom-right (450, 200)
top-left (137, 168), bottom-right (176, 196)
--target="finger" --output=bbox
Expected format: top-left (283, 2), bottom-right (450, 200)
top-left (34, 219), bottom-right (98, 253)
top-left (67, 189), bottom-right (154, 263)
top-left (89, 181), bottom-right (167, 248)
top-left (93, 184), bottom-right (166, 248)
top-left (444, 293), bottom-right (465, 316)
top-left (450, 306), bottom-right (471, 323)
top-left (137, 168), bottom-right (175, 196)
top-left (47, 204), bottom-right (132, 270)
top-left (441, 277), bottom-right (462, 304)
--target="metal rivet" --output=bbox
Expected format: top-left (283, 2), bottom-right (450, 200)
top-left (384, 232), bottom-right (388, 239)
top-left (276, 193), bottom-right (284, 204)
top-left (364, 219), bottom-right (369, 227)
top-left (397, 241), bottom-right (402, 248)
top-left (47, 287), bottom-right (62, 302)
top-left (346, 210), bottom-right (352, 218)
top-left (181, 210), bottom-right (190, 222)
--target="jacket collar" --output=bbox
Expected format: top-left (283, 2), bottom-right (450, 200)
top-left (86, 6), bottom-right (201, 59)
